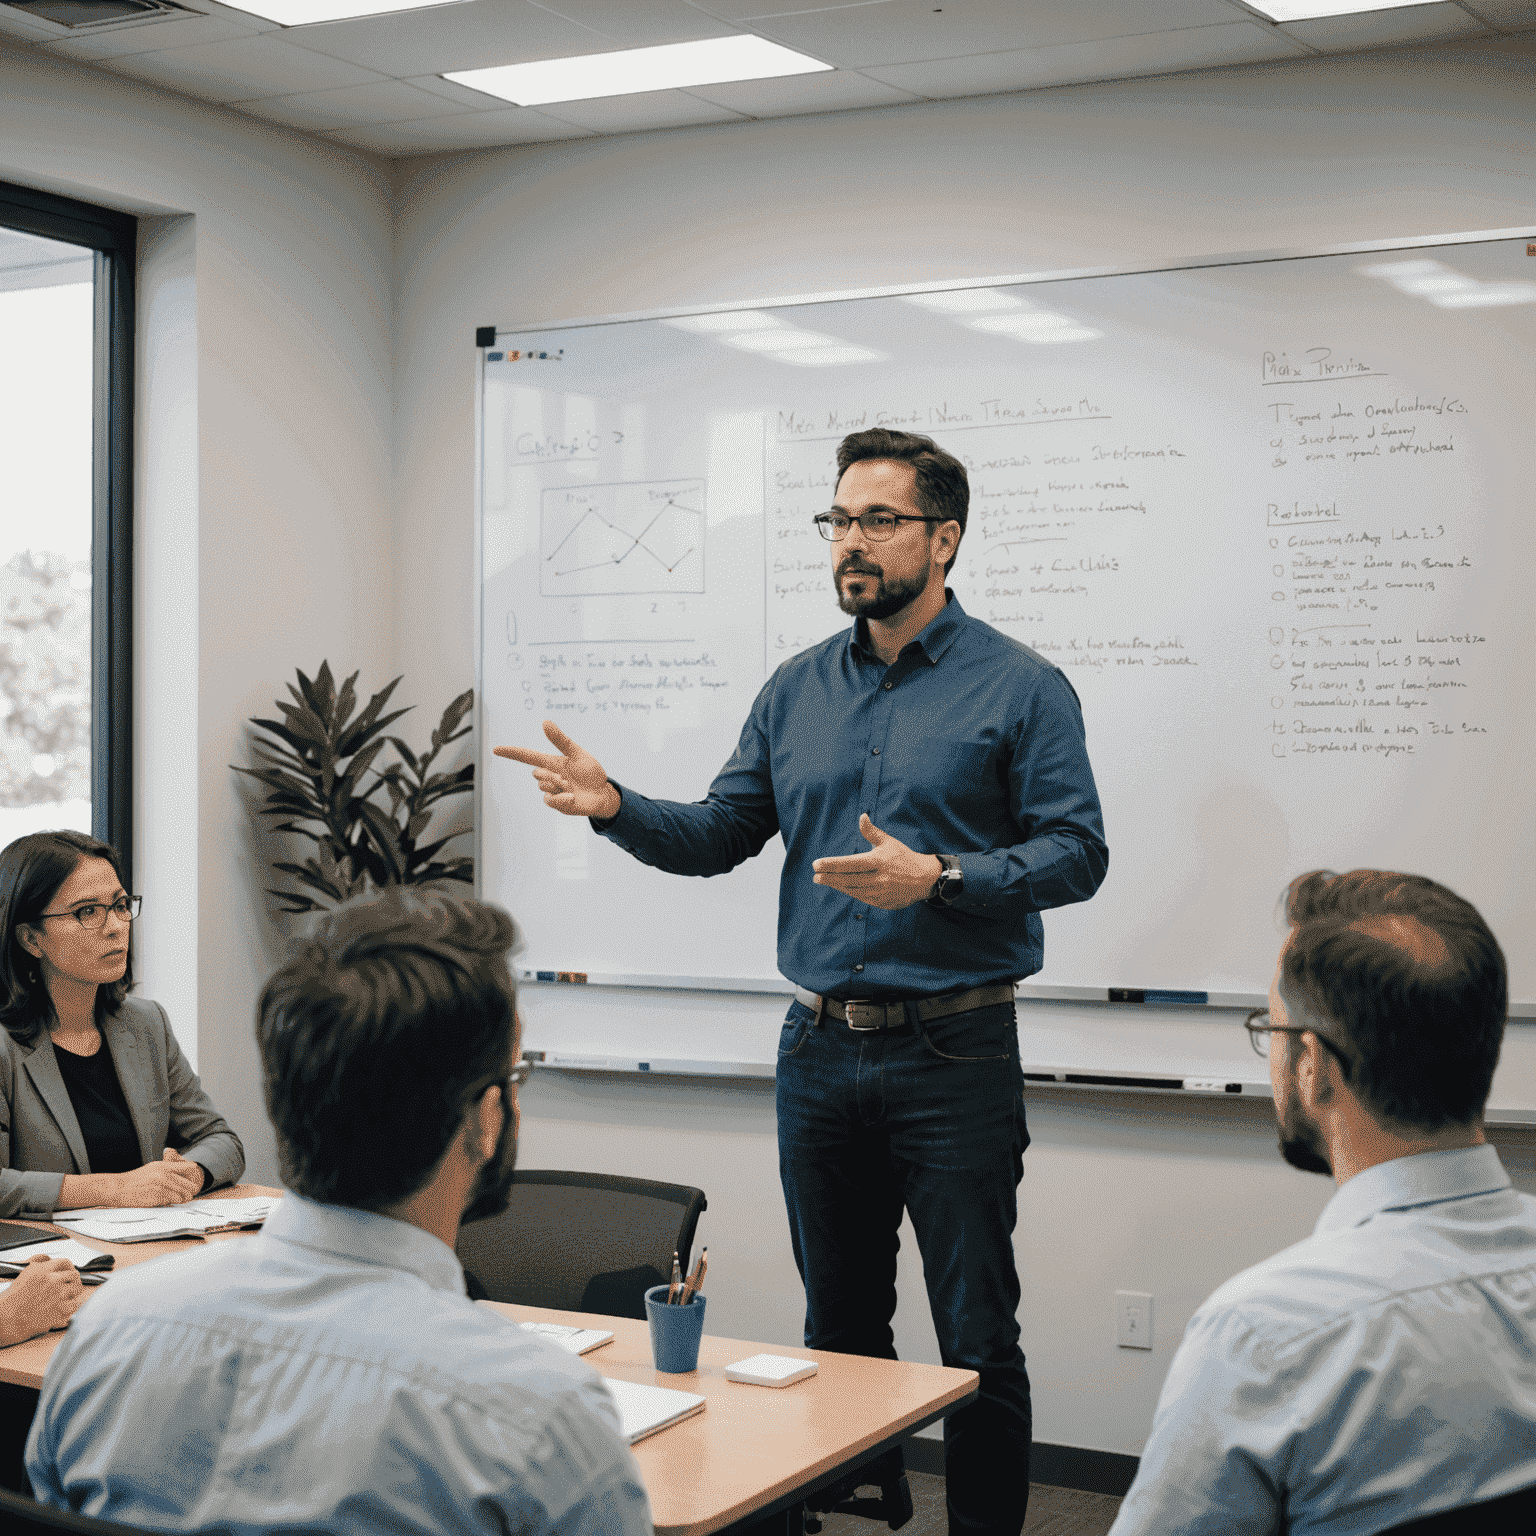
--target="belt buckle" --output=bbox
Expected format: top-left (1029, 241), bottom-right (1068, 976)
top-left (843, 999), bottom-right (887, 1031)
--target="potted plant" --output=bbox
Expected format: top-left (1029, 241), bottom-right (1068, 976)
top-left (235, 662), bottom-right (474, 914)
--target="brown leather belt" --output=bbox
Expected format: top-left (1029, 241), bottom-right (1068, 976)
top-left (793, 983), bottom-right (1016, 1032)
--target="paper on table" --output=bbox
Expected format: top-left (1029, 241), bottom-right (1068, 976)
top-left (0, 1237), bottom-right (111, 1271)
top-left (52, 1196), bottom-right (278, 1244)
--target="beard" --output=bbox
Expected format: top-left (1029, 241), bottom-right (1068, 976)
top-left (835, 554), bottom-right (931, 620)
top-left (1276, 1085), bottom-right (1333, 1176)
top-left (461, 1085), bottom-right (520, 1224)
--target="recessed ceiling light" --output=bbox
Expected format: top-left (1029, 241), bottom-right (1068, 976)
top-left (446, 35), bottom-right (831, 108)
top-left (1244, 1), bottom-right (1437, 20)
top-left (223, 0), bottom-right (465, 25)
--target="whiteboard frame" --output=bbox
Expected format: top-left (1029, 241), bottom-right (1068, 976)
top-left (476, 224), bottom-right (1536, 1015)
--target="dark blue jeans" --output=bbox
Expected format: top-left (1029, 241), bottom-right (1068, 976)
top-left (776, 997), bottom-right (1032, 1536)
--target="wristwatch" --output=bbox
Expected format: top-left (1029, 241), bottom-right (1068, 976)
top-left (927, 854), bottom-right (964, 908)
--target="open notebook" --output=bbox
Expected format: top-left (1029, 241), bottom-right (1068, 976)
top-left (50, 1196), bottom-right (278, 1244)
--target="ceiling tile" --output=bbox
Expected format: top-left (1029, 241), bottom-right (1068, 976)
top-left (531, 0), bottom-right (740, 45)
top-left (322, 105), bottom-right (596, 153)
top-left (1280, 4), bottom-right (1489, 51)
top-left (864, 20), bottom-right (1307, 98)
top-left (234, 76), bottom-right (464, 128)
top-left (0, 7), bottom-right (63, 40)
top-left (686, 66), bottom-right (920, 113)
top-left (533, 86), bottom-right (750, 130)
top-left (1457, 0), bottom-right (1536, 31)
top-left (278, 0), bottom-right (604, 78)
top-left (40, 14), bottom-right (265, 61)
top-left (686, 0), bottom-right (892, 20)
top-left (745, 0), bottom-right (1247, 70)
top-left (102, 33), bottom-right (388, 100)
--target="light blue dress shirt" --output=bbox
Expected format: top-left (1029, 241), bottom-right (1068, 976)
top-left (27, 1193), bottom-right (652, 1536)
top-left (1111, 1144), bottom-right (1536, 1535)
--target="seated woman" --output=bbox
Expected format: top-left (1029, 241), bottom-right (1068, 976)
top-left (0, 831), bottom-right (244, 1219)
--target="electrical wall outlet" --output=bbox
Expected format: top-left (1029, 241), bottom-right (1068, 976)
top-left (1115, 1291), bottom-right (1154, 1350)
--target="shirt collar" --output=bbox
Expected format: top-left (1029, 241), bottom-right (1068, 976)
top-left (1314, 1143), bottom-right (1511, 1235)
top-left (261, 1190), bottom-right (468, 1296)
top-left (851, 590), bottom-right (967, 665)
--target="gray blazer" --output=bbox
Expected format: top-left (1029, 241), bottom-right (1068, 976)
top-left (0, 996), bottom-right (245, 1218)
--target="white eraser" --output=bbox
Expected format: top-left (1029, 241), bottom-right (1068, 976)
top-left (725, 1353), bottom-right (818, 1387)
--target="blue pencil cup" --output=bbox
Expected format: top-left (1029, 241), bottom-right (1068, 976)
top-left (644, 1284), bottom-right (707, 1373)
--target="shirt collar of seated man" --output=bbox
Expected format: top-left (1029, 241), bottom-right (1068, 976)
top-left (1263, 870), bottom-right (1500, 1187)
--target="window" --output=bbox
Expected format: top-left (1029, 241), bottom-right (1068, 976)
top-left (0, 182), bottom-right (134, 880)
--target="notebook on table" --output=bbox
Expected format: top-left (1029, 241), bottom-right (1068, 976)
top-left (518, 1321), bottom-right (615, 1355)
top-left (50, 1196), bottom-right (278, 1244)
top-left (603, 1378), bottom-right (706, 1445)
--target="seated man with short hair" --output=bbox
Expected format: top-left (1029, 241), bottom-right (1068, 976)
top-left (1111, 870), bottom-right (1536, 1536)
top-left (26, 888), bottom-right (651, 1536)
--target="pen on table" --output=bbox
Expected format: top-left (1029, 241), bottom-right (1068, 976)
top-left (668, 1251), bottom-right (681, 1305)
top-left (680, 1248), bottom-right (707, 1306)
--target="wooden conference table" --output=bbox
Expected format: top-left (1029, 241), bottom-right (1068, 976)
top-left (0, 1186), bottom-right (978, 1536)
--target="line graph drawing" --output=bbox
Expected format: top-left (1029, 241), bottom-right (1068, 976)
top-left (540, 479), bottom-right (706, 597)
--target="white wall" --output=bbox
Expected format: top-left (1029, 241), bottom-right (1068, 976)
top-left (1, 42), bottom-right (397, 1186)
top-left (392, 34), bottom-right (1536, 1457)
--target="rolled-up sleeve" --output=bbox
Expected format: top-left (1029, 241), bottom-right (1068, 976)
top-left (949, 667), bottom-right (1108, 919)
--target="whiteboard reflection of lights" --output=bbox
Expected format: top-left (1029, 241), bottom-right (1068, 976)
top-left (967, 310), bottom-right (1102, 344)
top-left (1359, 259), bottom-right (1536, 309)
top-left (900, 288), bottom-right (1023, 314)
top-left (663, 311), bottom-right (779, 333)
top-left (663, 310), bottom-right (883, 367)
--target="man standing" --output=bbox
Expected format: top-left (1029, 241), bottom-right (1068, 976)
top-left (1111, 870), bottom-right (1536, 1534)
top-left (500, 428), bottom-right (1108, 1535)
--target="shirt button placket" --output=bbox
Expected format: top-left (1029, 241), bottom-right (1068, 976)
top-left (852, 675), bottom-right (896, 980)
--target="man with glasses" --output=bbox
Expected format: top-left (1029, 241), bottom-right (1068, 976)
top-left (499, 428), bottom-right (1108, 1536)
top-left (28, 887), bottom-right (651, 1536)
top-left (1111, 870), bottom-right (1536, 1535)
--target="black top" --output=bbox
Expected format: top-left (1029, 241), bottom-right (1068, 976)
top-left (53, 1039), bottom-right (140, 1174)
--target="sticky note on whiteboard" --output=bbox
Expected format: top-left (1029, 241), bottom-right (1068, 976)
top-left (725, 1354), bottom-right (818, 1387)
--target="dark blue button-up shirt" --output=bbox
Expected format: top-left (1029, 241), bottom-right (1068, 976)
top-left (597, 594), bottom-right (1108, 998)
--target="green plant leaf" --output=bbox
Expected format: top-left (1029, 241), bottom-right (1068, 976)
top-left (337, 676), bottom-right (406, 757)
top-left (357, 801), bottom-right (405, 883)
top-left (332, 669), bottom-right (360, 741)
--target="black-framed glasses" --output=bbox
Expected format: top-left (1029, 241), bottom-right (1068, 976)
top-left (1243, 1008), bottom-right (1353, 1079)
top-left (814, 511), bottom-right (941, 542)
top-left (37, 896), bottom-right (142, 930)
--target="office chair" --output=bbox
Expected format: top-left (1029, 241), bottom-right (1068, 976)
top-left (0, 1486), bottom-right (161, 1535)
top-left (1373, 1482), bottom-right (1536, 1534)
top-left (457, 1169), bottom-right (706, 1320)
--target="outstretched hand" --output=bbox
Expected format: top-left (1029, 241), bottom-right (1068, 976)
top-left (812, 814), bottom-right (943, 911)
top-left (494, 723), bottom-right (622, 821)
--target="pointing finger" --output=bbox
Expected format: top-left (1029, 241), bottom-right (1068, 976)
top-left (494, 745), bottom-right (564, 771)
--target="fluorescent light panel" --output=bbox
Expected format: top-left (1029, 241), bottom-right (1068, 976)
top-left (1244, 1), bottom-right (1440, 20)
top-left (447, 35), bottom-right (831, 108)
top-left (902, 289), bottom-right (1023, 314)
top-left (224, 0), bottom-right (464, 25)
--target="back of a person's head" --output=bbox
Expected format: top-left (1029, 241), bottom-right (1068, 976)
top-left (257, 886), bottom-right (517, 1210)
top-left (1280, 870), bottom-right (1506, 1131)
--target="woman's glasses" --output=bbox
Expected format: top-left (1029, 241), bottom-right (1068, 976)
top-left (38, 896), bottom-right (143, 930)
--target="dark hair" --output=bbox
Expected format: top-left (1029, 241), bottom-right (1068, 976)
top-left (836, 428), bottom-right (968, 575)
top-left (256, 886), bottom-right (518, 1210)
top-left (1279, 869), bottom-right (1506, 1130)
top-left (0, 831), bottom-right (134, 1045)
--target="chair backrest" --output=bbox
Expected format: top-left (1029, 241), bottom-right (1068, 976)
top-left (1371, 1482), bottom-right (1536, 1535)
top-left (456, 1169), bottom-right (707, 1319)
top-left (0, 1487), bottom-right (158, 1535)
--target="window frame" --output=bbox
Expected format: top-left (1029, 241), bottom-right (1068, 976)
top-left (0, 180), bottom-right (136, 885)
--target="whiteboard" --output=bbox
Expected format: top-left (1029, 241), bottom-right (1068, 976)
top-left (478, 233), bottom-right (1536, 1011)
